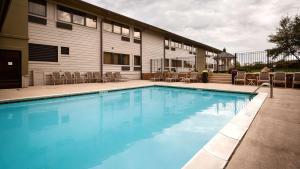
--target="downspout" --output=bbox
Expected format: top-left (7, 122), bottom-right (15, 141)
top-left (140, 30), bottom-right (143, 79)
top-left (100, 19), bottom-right (103, 78)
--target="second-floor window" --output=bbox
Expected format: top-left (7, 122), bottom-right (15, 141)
top-left (122, 26), bottom-right (130, 37)
top-left (29, 0), bottom-right (47, 17)
top-left (134, 28), bottom-right (141, 39)
top-left (57, 5), bottom-right (97, 28)
top-left (165, 39), bottom-right (169, 46)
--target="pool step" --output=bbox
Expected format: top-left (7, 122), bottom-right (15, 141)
top-left (209, 73), bottom-right (232, 84)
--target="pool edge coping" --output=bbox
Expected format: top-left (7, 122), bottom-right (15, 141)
top-left (0, 84), bottom-right (255, 104)
top-left (181, 92), bottom-right (268, 169)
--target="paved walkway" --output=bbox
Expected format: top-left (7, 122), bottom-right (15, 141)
top-left (0, 80), bottom-right (299, 169)
top-left (226, 87), bottom-right (300, 169)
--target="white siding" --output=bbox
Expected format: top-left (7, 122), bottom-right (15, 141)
top-left (103, 28), bottom-right (141, 79)
top-left (28, 2), bottom-right (101, 85)
top-left (141, 30), bottom-right (164, 73)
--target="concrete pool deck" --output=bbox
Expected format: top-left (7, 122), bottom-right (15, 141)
top-left (0, 80), bottom-right (299, 169)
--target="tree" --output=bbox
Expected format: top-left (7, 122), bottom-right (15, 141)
top-left (267, 15), bottom-right (300, 62)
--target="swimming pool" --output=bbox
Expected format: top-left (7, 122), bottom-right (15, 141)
top-left (0, 86), bottom-right (250, 169)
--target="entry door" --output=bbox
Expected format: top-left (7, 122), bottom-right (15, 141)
top-left (0, 50), bottom-right (22, 88)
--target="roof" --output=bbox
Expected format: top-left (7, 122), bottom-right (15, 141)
top-left (56, 0), bottom-right (222, 53)
top-left (214, 52), bottom-right (235, 59)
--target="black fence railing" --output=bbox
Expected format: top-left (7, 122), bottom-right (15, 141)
top-left (235, 51), bottom-right (300, 72)
top-left (206, 51), bottom-right (300, 73)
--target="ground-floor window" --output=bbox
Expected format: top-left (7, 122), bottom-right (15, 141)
top-left (29, 43), bottom-right (58, 62)
top-left (104, 52), bottom-right (129, 65)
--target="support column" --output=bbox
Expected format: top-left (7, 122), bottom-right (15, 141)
top-left (196, 48), bottom-right (206, 72)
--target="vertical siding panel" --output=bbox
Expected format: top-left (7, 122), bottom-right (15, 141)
top-left (141, 30), bottom-right (164, 73)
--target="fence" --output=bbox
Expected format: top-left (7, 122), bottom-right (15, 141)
top-left (206, 51), bottom-right (300, 72)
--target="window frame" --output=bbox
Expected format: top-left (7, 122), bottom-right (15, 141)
top-left (134, 28), bottom-right (141, 39)
top-left (29, 43), bottom-right (58, 62)
top-left (104, 52), bottom-right (130, 65)
top-left (72, 14), bottom-right (85, 26)
top-left (61, 47), bottom-right (70, 55)
top-left (28, 0), bottom-right (47, 17)
top-left (113, 24), bottom-right (121, 34)
top-left (57, 9), bottom-right (72, 23)
top-left (56, 5), bottom-right (97, 29)
top-left (103, 21), bottom-right (113, 32)
top-left (134, 55), bottom-right (141, 66)
top-left (121, 26), bottom-right (130, 37)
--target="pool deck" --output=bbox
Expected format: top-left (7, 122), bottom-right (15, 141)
top-left (0, 80), bottom-right (299, 169)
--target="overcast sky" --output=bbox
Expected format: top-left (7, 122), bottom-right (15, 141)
top-left (83, 0), bottom-right (299, 53)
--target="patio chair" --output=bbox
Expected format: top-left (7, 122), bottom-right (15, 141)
top-left (64, 72), bottom-right (74, 84)
top-left (93, 72), bottom-right (102, 83)
top-left (74, 72), bottom-right (85, 83)
top-left (114, 72), bottom-right (127, 82)
top-left (273, 72), bottom-right (286, 88)
top-left (150, 72), bottom-right (163, 81)
top-left (52, 72), bottom-right (63, 85)
top-left (102, 72), bottom-right (114, 82)
top-left (86, 72), bottom-right (95, 83)
top-left (234, 71), bottom-right (246, 85)
top-left (183, 72), bottom-right (198, 83)
top-left (257, 72), bottom-right (270, 85)
top-left (165, 72), bottom-right (179, 82)
top-left (292, 72), bottom-right (300, 88)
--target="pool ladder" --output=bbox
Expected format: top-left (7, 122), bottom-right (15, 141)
top-left (249, 82), bottom-right (273, 100)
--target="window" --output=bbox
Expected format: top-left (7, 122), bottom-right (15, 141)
top-left (178, 43), bottom-right (182, 48)
top-left (164, 59), bottom-right (169, 67)
top-left (184, 61), bottom-right (192, 68)
top-left (86, 15), bottom-right (97, 28)
top-left (73, 14), bottom-right (84, 25)
top-left (165, 39), bottom-right (169, 46)
top-left (57, 5), bottom-right (97, 28)
top-left (29, 0), bottom-right (46, 17)
top-left (61, 47), bottom-right (69, 55)
top-left (29, 43), bottom-right (58, 62)
top-left (122, 26), bottom-right (130, 37)
top-left (103, 22), bottom-right (112, 32)
top-left (134, 28), bottom-right (141, 39)
top-left (104, 52), bottom-right (129, 65)
top-left (134, 55), bottom-right (141, 66)
top-left (172, 60), bottom-right (182, 67)
top-left (170, 41), bottom-right (175, 47)
top-left (57, 10), bottom-right (71, 22)
top-left (113, 24), bottom-right (121, 34)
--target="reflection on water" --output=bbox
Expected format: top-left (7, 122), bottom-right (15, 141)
top-left (0, 87), bottom-right (249, 169)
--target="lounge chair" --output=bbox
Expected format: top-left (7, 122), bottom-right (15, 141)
top-left (257, 72), bottom-right (270, 85)
top-left (52, 72), bottom-right (63, 85)
top-left (292, 72), bottom-right (300, 88)
top-left (273, 72), bottom-right (286, 88)
top-left (114, 72), bottom-right (127, 82)
top-left (86, 72), bottom-right (95, 83)
top-left (165, 72), bottom-right (178, 82)
top-left (74, 72), bottom-right (85, 83)
top-left (183, 72), bottom-right (198, 83)
top-left (93, 72), bottom-right (102, 83)
top-left (64, 72), bottom-right (74, 84)
top-left (234, 71), bottom-right (246, 85)
top-left (102, 72), bottom-right (114, 82)
top-left (150, 72), bottom-right (163, 81)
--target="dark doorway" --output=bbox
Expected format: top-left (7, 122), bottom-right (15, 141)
top-left (0, 49), bottom-right (22, 88)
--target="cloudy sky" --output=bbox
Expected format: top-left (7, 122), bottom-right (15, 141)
top-left (84, 0), bottom-right (299, 53)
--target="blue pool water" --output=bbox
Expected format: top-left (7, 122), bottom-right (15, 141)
top-left (0, 86), bottom-right (250, 169)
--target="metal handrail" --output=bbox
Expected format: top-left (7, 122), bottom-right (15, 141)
top-left (249, 82), bottom-right (273, 100)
